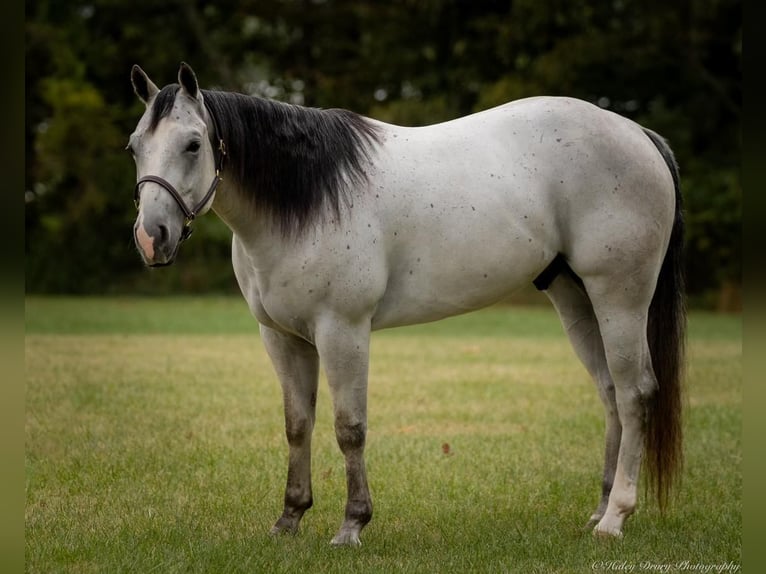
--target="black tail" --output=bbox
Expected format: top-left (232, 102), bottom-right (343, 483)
top-left (642, 128), bottom-right (686, 511)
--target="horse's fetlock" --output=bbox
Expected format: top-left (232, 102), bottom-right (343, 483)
top-left (346, 499), bottom-right (373, 526)
top-left (285, 490), bottom-right (313, 513)
top-left (612, 492), bottom-right (637, 516)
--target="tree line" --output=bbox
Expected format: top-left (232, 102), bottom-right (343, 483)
top-left (25, 0), bottom-right (741, 308)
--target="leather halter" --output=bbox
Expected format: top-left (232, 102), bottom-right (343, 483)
top-left (134, 101), bottom-right (227, 242)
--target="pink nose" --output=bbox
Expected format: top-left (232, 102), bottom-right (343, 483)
top-left (135, 222), bottom-right (155, 260)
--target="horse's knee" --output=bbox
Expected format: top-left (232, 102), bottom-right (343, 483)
top-left (285, 414), bottom-right (313, 446)
top-left (335, 416), bottom-right (366, 454)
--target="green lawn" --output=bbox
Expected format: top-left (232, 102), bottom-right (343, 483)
top-left (25, 297), bottom-right (742, 573)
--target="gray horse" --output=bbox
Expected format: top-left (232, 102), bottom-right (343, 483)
top-left (128, 62), bottom-right (684, 546)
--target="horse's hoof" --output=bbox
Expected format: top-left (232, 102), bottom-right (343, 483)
top-left (593, 513), bottom-right (626, 538)
top-left (330, 530), bottom-right (362, 547)
top-left (584, 517), bottom-right (601, 531)
top-left (269, 519), bottom-right (299, 536)
top-left (592, 524), bottom-right (624, 539)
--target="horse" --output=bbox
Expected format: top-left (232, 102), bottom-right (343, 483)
top-left (128, 62), bottom-right (685, 546)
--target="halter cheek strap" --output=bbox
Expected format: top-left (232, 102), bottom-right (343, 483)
top-left (133, 101), bottom-right (227, 243)
top-left (134, 171), bottom-right (222, 242)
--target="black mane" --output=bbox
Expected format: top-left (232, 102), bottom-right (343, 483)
top-left (149, 84), bottom-right (381, 235)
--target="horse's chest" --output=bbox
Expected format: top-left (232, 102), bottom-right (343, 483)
top-left (236, 269), bottom-right (315, 340)
top-left (231, 260), bottom-right (269, 325)
top-left (231, 239), bottom-right (276, 326)
top-left (230, 241), bottom-right (319, 340)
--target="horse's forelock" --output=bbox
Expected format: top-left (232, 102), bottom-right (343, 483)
top-left (148, 84), bottom-right (181, 132)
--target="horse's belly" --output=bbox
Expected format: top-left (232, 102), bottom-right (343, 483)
top-left (371, 283), bottom-right (514, 330)
top-left (370, 231), bottom-right (550, 330)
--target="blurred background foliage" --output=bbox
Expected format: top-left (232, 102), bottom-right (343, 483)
top-left (25, 0), bottom-right (741, 309)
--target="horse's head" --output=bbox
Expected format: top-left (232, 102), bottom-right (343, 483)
top-left (128, 63), bottom-right (223, 266)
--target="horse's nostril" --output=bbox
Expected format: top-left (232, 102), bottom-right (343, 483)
top-left (157, 224), bottom-right (169, 243)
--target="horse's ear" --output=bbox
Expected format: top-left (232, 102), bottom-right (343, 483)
top-left (131, 65), bottom-right (159, 105)
top-left (178, 62), bottom-right (200, 100)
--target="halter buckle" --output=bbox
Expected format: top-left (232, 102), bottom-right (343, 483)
top-left (180, 218), bottom-right (194, 242)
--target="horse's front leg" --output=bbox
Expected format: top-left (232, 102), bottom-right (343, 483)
top-left (261, 325), bottom-right (320, 535)
top-left (316, 318), bottom-right (373, 546)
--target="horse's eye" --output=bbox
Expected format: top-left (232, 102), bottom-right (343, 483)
top-left (125, 143), bottom-right (135, 156)
top-left (186, 141), bottom-right (201, 153)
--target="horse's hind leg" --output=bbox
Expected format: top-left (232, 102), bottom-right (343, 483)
top-left (544, 271), bottom-right (620, 529)
top-left (584, 273), bottom-right (659, 537)
top-left (261, 325), bottom-right (320, 535)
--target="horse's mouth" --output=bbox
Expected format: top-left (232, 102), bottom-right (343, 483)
top-left (147, 258), bottom-right (176, 268)
top-left (144, 242), bottom-right (179, 267)
top-left (136, 237), bottom-right (180, 268)
top-left (134, 221), bottom-right (183, 268)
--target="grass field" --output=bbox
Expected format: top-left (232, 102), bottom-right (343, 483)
top-left (25, 297), bottom-right (742, 573)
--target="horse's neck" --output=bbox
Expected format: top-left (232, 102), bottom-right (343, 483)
top-left (213, 183), bottom-right (306, 279)
top-left (212, 183), bottom-right (268, 244)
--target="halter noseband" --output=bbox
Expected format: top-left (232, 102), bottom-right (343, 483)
top-left (134, 100), bottom-right (227, 242)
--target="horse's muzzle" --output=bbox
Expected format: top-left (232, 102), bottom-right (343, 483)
top-left (133, 219), bottom-right (179, 267)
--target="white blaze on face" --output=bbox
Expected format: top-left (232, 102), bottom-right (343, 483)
top-left (135, 213), bottom-right (155, 260)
